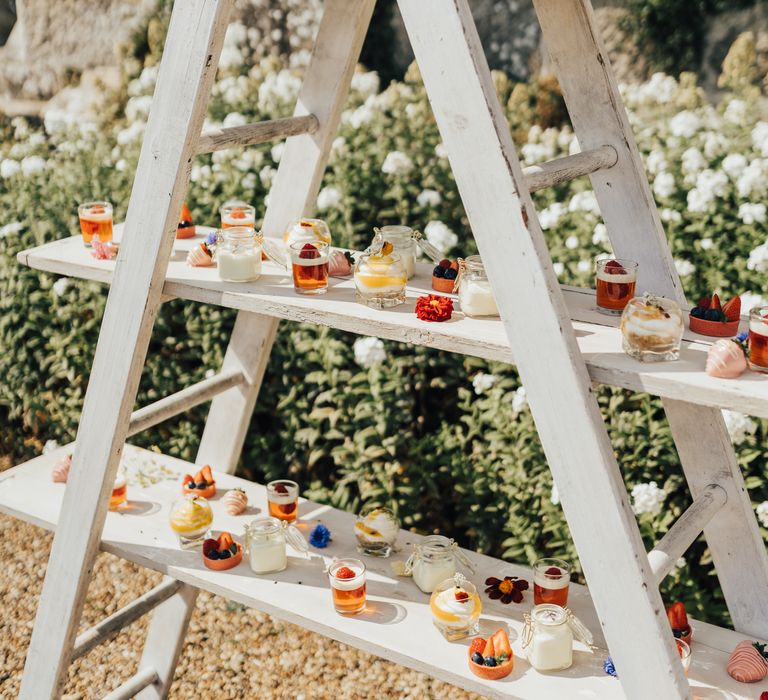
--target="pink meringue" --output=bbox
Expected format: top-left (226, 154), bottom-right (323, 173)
top-left (222, 488), bottom-right (248, 515)
top-left (328, 249), bottom-right (352, 277)
top-left (727, 640), bottom-right (768, 683)
top-left (51, 454), bottom-right (72, 483)
top-left (187, 243), bottom-right (214, 267)
top-left (705, 339), bottom-right (747, 378)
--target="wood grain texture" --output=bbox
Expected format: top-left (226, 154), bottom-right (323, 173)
top-left (0, 445), bottom-right (759, 700)
top-left (195, 114), bottom-right (319, 154)
top-left (18, 2), bottom-right (233, 698)
top-left (397, 1), bottom-right (688, 697)
top-left (523, 145), bottom-right (617, 192)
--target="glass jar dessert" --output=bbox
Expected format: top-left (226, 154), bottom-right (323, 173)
top-left (533, 558), bottom-right (570, 607)
top-left (406, 535), bottom-right (475, 594)
top-left (217, 227), bottom-right (262, 283)
top-left (620, 294), bottom-right (684, 362)
top-left (595, 258), bottom-right (638, 315)
top-left (267, 480), bottom-right (299, 523)
top-left (284, 218), bottom-right (332, 248)
top-left (109, 469), bottom-right (128, 511)
top-left (328, 558), bottom-right (367, 615)
top-left (429, 574), bottom-right (482, 640)
top-left (220, 203), bottom-right (255, 229)
top-left (354, 249), bottom-right (407, 309)
top-left (457, 255), bottom-right (499, 318)
top-left (522, 605), bottom-right (593, 673)
top-left (370, 226), bottom-right (417, 279)
top-left (290, 241), bottom-right (330, 295)
top-left (78, 201), bottom-right (113, 246)
top-left (244, 516), bottom-right (308, 574)
top-left (748, 306), bottom-right (768, 372)
top-left (354, 505), bottom-right (400, 558)
top-left (169, 495), bottom-right (213, 549)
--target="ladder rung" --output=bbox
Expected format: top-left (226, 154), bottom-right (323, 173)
top-left (523, 145), bottom-right (617, 192)
top-left (73, 578), bottom-right (182, 660)
top-left (647, 484), bottom-right (727, 585)
top-left (195, 114), bottom-right (319, 154)
top-left (127, 368), bottom-right (244, 437)
top-left (102, 667), bottom-right (159, 700)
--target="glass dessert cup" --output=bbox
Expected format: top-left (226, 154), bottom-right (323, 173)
top-left (370, 225), bottom-right (417, 279)
top-left (267, 480), bottom-right (299, 523)
top-left (676, 639), bottom-right (691, 677)
top-left (748, 306), bottom-right (768, 373)
top-left (169, 495), bottom-right (213, 549)
top-left (217, 226), bottom-right (262, 283)
top-left (620, 294), bottom-right (684, 362)
top-left (533, 558), bottom-right (570, 607)
top-left (78, 201), bottom-right (113, 246)
top-left (284, 217), bottom-right (332, 248)
top-left (354, 251), bottom-right (407, 309)
top-left (595, 258), bottom-right (638, 315)
top-left (354, 505), bottom-right (400, 558)
top-left (244, 516), bottom-right (308, 574)
top-left (109, 470), bottom-right (128, 511)
top-left (290, 241), bottom-right (330, 295)
top-left (220, 203), bottom-right (256, 229)
top-left (429, 575), bottom-right (482, 641)
top-left (329, 558), bottom-right (367, 615)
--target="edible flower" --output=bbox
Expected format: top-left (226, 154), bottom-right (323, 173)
top-left (309, 523), bottom-right (331, 549)
top-left (484, 575), bottom-right (528, 604)
top-left (603, 657), bottom-right (618, 677)
top-left (415, 294), bottom-right (454, 322)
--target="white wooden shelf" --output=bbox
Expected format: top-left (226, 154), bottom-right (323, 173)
top-left (17, 227), bottom-right (768, 419)
top-left (0, 443), bottom-right (756, 700)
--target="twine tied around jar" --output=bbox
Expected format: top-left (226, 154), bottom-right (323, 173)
top-left (522, 607), bottom-right (596, 650)
top-left (402, 538), bottom-right (476, 576)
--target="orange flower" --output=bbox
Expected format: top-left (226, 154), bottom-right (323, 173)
top-left (415, 294), bottom-right (454, 322)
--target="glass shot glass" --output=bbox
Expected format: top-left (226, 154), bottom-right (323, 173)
top-left (220, 203), bottom-right (256, 229)
top-left (78, 201), bottom-right (113, 246)
top-left (290, 241), bottom-right (330, 295)
top-left (595, 258), bottom-right (638, 315)
top-left (329, 558), bottom-right (367, 615)
top-left (267, 480), bottom-right (299, 523)
top-left (533, 558), bottom-right (571, 607)
top-left (354, 505), bottom-right (400, 558)
top-left (748, 306), bottom-right (768, 373)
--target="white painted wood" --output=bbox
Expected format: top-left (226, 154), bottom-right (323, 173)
top-left (102, 667), bottom-right (159, 700)
top-left (663, 398), bottom-right (768, 638)
top-left (72, 578), bottom-right (182, 660)
top-left (195, 115), bottom-right (319, 154)
top-left (523, 145), bottom-right (617, 192)
top-left (261, 0), bottom-right (377, 237)
top-left (127, 368), bottom-right (243, 437)
top-left (18, 2), bottom-right (233, 698)
top-left (647, 484), bottom-right (727, 585)
top-left (0, 445), bottom-right (759, 700)
top-left (397, 2), bottom-right (688, 698)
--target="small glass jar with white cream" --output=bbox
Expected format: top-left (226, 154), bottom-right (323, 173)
top-left (457, 256), bottom-right (499, 318)
top-left (244, 516), bottom-right (307, 574)
top-left (522, 604), bottom-right (594, 672)
top-left (216, 227), bottom-right (261, 283)
top-left (405, 535), bottom-right (475, 593)
top-left (372, 226), bottom-right (417, 279)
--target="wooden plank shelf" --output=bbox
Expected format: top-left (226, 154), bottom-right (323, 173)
top-left (0, 444), bottom-right (755, 700)
top-left (18, 228), bottom-right (768, 418)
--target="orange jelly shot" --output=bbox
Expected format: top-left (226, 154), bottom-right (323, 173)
top-left (267, 480), bottom-right (298, 523)
top-left (329, 559), bottom-right (366, 615)
top-left (78, 201), bottom-right (113, 246)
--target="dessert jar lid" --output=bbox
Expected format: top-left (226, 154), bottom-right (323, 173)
top-left (244, 516), bottom-right (308, 552)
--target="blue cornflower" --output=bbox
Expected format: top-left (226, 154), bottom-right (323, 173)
top-left (309, 523), bottom-right (331, 548)
top-left (737, 331), bottom-right (748, 343)
top-left (603, 657), bottom-right (618, 677)
top-left (205, 231), bottom-right (218, 246)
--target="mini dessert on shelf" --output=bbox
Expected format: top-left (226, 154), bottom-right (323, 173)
top-left (457, 256), bottom-right (500, 318)
top-left (202, 531), bottom-right (242, 571)
top-left (522, 604), bottom-right (593, 672)
top-left (222, 488), bottom-right (248, 515)
top-left (290, 241), bottom-right (330, 295)
top-left (748, 306), bottom-right (768, 373)
top-left (328, 249), bottom-right (354, 277)
top-left (666, 601), bottom-right (692, 645)
top-left (533, 558), bottom-right (570, 606)
top-left (187, 241), bottom-right (215, 267)
top-left (176, 202), bottom-right (196, 239)
top-left (169, 495), bottom-right (213, 549)
top-left (78, 201), bottom-right (114, 246)
top-left (406, 535), bottom-right (474, 594)
top-left (182, 464), bottom-right (216, 499)
top-left (354, 505), bottom-right (400, 557)
top-left (689, 293), bottom-right (740, 337)
top-left (432, 259), bottom-right (458, 294)
top-left (244, 516), bottom-right (308, 574)
top-left (354, 245), bottom-right (407, 309)
top-left (706, 338), bottom-right (748, 378)
top-left (370, 225), bottom-right (418, 279)
top-left (429, 574), bottom-right (482, 640)
top-left (267, 480), bottom-right (299, 523)
top-left (51, 454), bottom-right (72, 483)
top-left (595, 258), bottom-right (638, 315)
top-left (620, 294), bottom-right (684, 362)
top-left (727, 640), bottom-right (768, 682)
top-left (415, 294), bottom-right (453, 322)
top-left (220, 203), bottom-right (255, 229)
top-left (217, 227), bottom-right (261, 283)
top-left (468, 629), bottom-right (514, 680)
top-left (109, 469), bottom-right (128, 510)
top-left (329, 558), bottom-right (367, 615)
top-left (284, 218), bottom-right (332, 248)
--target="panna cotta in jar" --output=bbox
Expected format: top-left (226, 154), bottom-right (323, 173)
top-left (354, 505), bottom-right (400, 557)
top-left (354, 247), bottom-right (407, 309)
top-left (620, 294), bottom-right (684, 362)
top-left (169, 495), bottom-right (213, 549)
top-left (457, 255), bottom-right (499, 317)
top-left (429, 574), bottom-right (482, 640)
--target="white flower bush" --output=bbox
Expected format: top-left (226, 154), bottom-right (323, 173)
top-left (424, 220), bottom-right (458, 254)
top-left (722, 410), bottom-right (758, 445)
top-left (353, 337), bottom-right (386, 368)
top-left (631, 481), bottom-right (667, 516)
top-left (757, 502), bottom-right (768, 529)
top-left (382, 151), bottom-right (414, 177)
top-left (316, 186), bottom-right (343, 211)
top-left (472, 373), bottom-right (496, 395)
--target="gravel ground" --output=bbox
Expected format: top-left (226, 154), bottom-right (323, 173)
top-left (0, 514), bottom-right (481, 699)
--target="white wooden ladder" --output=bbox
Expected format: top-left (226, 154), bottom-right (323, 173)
top-left (17, 1), bottom-right (768, 699)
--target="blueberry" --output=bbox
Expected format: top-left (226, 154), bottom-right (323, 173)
top-left (444, 268), bottom-right (458, 280)
top-left (471, 652), bottom-right (483, 664)
top-left (207, 550), bottom-right (219, 560)
top-left (219, 549), bottom-right (231, 559)
top-left (433, 265), bottom-right (445, 278)
top-left (483, 657), bottom-right (497, 667)
top-left (691, 307), bottom-right (704, 319)
top-left (196, 480), bottom-right (208, 489)
top-left (704, 309), bottom-right (721, 321)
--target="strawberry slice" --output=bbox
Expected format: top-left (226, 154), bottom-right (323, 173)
top-left (711, 293), bottom-right (722, 312)
top-left (335, 566), bottom-right (356, 579)
top-left (455, 590), bottom-right (470, 602)
top-left (483, 637), bottom-right (495, 659)
top-left (492, 628), bottom-right (512, 658)
top-left (182, 473), bottom-right (194, 486)
top-left (666, 601), bottom-right (688, 631)
top-left (274, 482), bottom-right (290, 494)
top-left (723, 296), bottom-right (741, 322)
top-left (469, 638), bottom-right (486, 656)
top-left (179, 202), bottom-right (193, 224)
top-left (218, 532), bottom-right (234, 552)
top-left (201, 464), bottom-right (214, 484)
top-left (544, 566), bottom-right (562, 578)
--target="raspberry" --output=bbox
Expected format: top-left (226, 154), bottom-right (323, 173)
top-left (335, 566), bottom-right (356, 579)
top-left (274, 482), bottom-right (289, 494)
top-left (455, 590), bottom-right (470, 602)
top-left (299, 243), bottom-right (320, 260)
top-left (544, 566), bottom-right (562, 577)
top-left (438, 259), bottom-right (451, 268)
top-left (603, 260), bottom-right (626, 275)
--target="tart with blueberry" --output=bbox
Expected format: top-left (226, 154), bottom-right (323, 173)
top-left (432, 259), bottom-right (458, 293)
top-left (666, 601), bottom-right (692, 645)
top-left (689, 293), bottom-right (740, 337)
top-left (182, 464), bottom-right (216, 499)
top-left (176, 202), bottom-right (196, 239)
top-left (468, 628), bottom-right (514, 680)
top-left (202, 531), bottom-right (242, 571)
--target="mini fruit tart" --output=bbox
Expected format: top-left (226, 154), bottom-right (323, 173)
top-left (202, 532), bottom-right (243, 571)
top-left (666, 601), bottom-right (693, 645)
top-left (176, 202), bottom-right (196, 239)
top-left (468, 629), bottom-right (514, 680)
top-left (689, 293), bottom-right (740, 337)
top-left (432, 259), bottom-right (458, 294)
top-left (182, 464), bottom-right (216, 499)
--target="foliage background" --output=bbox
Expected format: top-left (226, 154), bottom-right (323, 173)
top-left (1, 6), bottom-right (768, 632)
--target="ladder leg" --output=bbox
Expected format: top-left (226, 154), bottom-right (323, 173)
top-left (136, 2), bottom-right (375, 695)
top-left (19, 3), bottom-right (232, 698)
top-left (663, 398), bottom-right (768, 636)
top-left (397, 2), bottom-right (689, 698)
